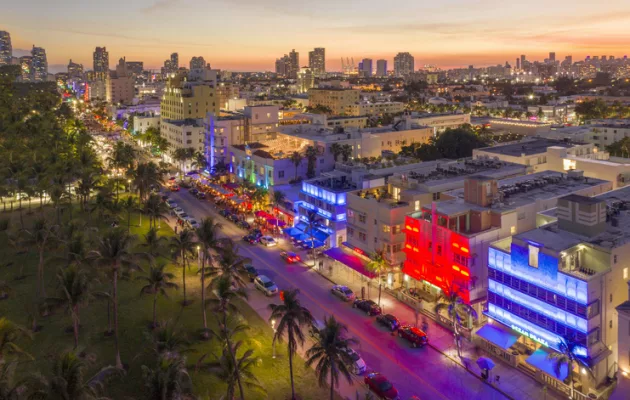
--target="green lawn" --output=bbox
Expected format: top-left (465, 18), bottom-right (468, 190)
top-left (0, 205), bottom-right (336, 400)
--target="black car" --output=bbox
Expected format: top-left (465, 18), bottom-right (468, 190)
top-left (242, 264), bottom-right (258, 281)
top-left (353, 299), bottom-right (382, 316)
top-left (219, 209), bottom-right (231, 217)
top-left (189, 188), bottom-right (199, 195)
top-left (376, 314), bottom-right (400, 331)
top-left (243, 234), bottom-right (260, 245)
top-left (236, 220), bottom-right (251, 229)
top-left (195, 192), bottom-right (207, 200)
top-left (228, 214), bottom-right (240, 223)
top-left (250, 229), bottom-right (263, 238)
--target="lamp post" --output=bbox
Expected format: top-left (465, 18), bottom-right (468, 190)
top-left (271, 319), bottom-right (277, 359)
top-left (197, 245), bottom-right (201, 266)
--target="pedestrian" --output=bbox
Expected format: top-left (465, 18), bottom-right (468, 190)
top-left (495, 375), bottom-right (500, 384)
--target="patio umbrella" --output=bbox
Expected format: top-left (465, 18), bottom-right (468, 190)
top-left (476, 357), bottom-right (495, 371)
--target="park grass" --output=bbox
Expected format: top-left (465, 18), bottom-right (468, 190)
top-left (0, 205), bottom-right (337, 400)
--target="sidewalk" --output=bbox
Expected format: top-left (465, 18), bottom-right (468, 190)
top-left (310, 255), bottom-right (563, 400)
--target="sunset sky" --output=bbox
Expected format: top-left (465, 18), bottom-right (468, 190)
top-left (4, 0), bottom-right (630, 73)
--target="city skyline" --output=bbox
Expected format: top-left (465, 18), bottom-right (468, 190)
top-left (3, 0), bottom-right (630, 72)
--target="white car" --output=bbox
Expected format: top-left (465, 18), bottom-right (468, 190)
top-left (173, 207), bottom-right (184, 215)
top-left (254, 275), bottom-right (278, 296)
top-left (186, 218), bottom-right (199, 229)
top-left (166, 199), bottom-right (177, 209)
top-left (259, 236), bottom-right (277, 247)
top-left (178, 212), bottom-right (189, 220)
top-left (344, 347), bottom-right (367, 375)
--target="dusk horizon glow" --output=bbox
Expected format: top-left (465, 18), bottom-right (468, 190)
top-left (4, 0), bottom-right (630, 72)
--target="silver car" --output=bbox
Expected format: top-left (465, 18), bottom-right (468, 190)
top-left (331, 285), bottom-right (355, 302)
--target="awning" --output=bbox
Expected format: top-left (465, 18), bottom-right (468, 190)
top-left (295, 222), bottom-right (308, 231)
top-left (283, 227), bottom-right (301, 236)
top-left (475, 324), bottom-right (520, 350)
top-left (304, 227), bottom-right (329, 242)
top-left (255, 210), bottom-right (271, 218)
top-left (223, 183), bottom-right (239, 190)
top-left (526, 348), bottom-right (569, 381)
top-left (324, 247), bottom-right (375, 278)
top-left (267, 218), bottom-right (286, 227)
top-left (301, 240), bottom-right (325, 249)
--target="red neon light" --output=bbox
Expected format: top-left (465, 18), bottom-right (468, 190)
top-left (406, 225), bottom-right (412, 230)
top-left (461, 247), bottom-right (469, 253)
top-left (405, 244), bottom-right (412, 249)
top-left (452, 243), bottom-right (460, 249)
top-left (461, 270), bottom-right (470, 277)
top-left (412, 227), bottom-right (419, 232)
top-left (452, 265), bottom-right (460, 272)
top-left (354, 247), bottom-right (365, 256)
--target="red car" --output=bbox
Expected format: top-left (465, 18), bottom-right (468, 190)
top-left (364, 372), bottom-right (399, 400)
top-left (280, 251), bottom-right (301, 263)
top-left (397, 325), bottom-right (428, 348)
top-left (169, 185), bottom-right (180, 192)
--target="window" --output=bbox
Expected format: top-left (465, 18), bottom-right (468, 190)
top-left (615, 255), bottom-right (618, 264)
top-left (374, 219), bottom-right (377, 225)
top-left (624, 267), bottom-right (628, 279)
top-left (359, 214), bottom-right (366, 223)
top-left (432, 192), bottom-right (440, 201)
top-left (383, 225), bottom-right (391, 233)
top-left (374, 237), bottom-right (378, 244)
top-left (279, 171), bottom-right (285, 178)
top-left (437, 245), bottom-right (442, 256)
top-left (510, 226), bottom-right (516, 235)
top-left (528, 245), bottom-right (539, 268)
top-left (610, 320), bottom-right (613, 329)
top-left (610, 294), bottom-right (613, 303)
top-left (358, 232), bottom-right (367, 242)
top-left (415, 200), bottom-right (420, 211)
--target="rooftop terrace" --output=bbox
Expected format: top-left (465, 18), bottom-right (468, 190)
top-left (476, 138), bottom-right (585, 157)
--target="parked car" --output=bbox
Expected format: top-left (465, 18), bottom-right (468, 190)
top-left (353, 299), bottom-right (381, 316)
top-left (330, 285), bottom-right (356, 302)
top-left (236, 220), bottom-right (250, 229)
top-left (189, 188), bottom-right (199, 195)
top-left (309, 319), bottom-right (326, 340)
top-left (186, 170), bottom-right (198, 176)
top-left (243, 264), bottom-right (258, 281)
top-left (177, 212), bottom-right (189, 220)
top-left (250, 229), bottom-right (263, 238)
top-left (254, 275), bottom-right (278, 296)
top-left (397, 325), bottom-right (428, 348)
top-left (169, 185), bottom-right (180, 192)
top-left (228, 214), bottom-right (240, 223)
top-left (218, 209), bottom-right (231, 217)
top-left (376, 314), bottom-right (400, 331)
top-left (173, 207), bottom-right (184, 215)
top-left (344, 347), bottom-right (367, 375)
top-left (166, 200), bottom-right (177, 209)
top-left (280, 251), bottom-right (301, 263)
top-left (214, 196), bottom-right (223, 203)
top-left (364, 372), bottom-right (399, 400)
top-left (195, 192), bottom-right (206, 200)
top-left (259, 236), bottom-right (277, 247)
top-left (242, 234), bottom-right (260, 245)
top-left (186, 218), bottom-right (199, 229)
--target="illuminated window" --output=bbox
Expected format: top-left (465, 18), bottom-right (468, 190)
top-left (625, 268), bottom-right (628, 280)
top-left (510, 226), bottom-right (516, 235)
top-left (528, 245), bottom-right (539, 268)
top-left (415, 200), bottom-right (420, 211)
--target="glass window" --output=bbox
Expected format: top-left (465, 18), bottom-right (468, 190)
top-left (528, 245), bottom-right (539, 268)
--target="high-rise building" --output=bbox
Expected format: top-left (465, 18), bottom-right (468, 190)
top-left (520, 54), bottom-right (526, 70)
top-left (125, 61), bottom-right (144, 75)
top-left (289, 49), bottom-right (299, 79)
top-left (376, 59), bottom-right (387, 77)
top-left (549, 52), bottom-right (556, 62)
top-left (190, 56), bottom-right (207, 70)
top-left (308, 48), bottom-right (325, 76)
top-left (160, 71), bottom-right (219, 121)
top-left (106, 58), bottom-right (135, 105)
top-left (297, 67), bottom-right (314, 94)
top-left (31, 46), bottom-right (47, 82)
top-left (93, 47), bottom-right (109, 73)
top-left (19, 56), bottom-right (32, 81)
top-left (360, 58), bottom-right (373, 77)
top-left (170, 53), bottom-right (179, 70)
top-left (275, 55), bottom-right (290, 76)
top-left (394, 52), bottom-right (414, 77)
top-left (67, 59), bottom-right (84, 78)
top-left (0, 31), bottom-right (11, 65)
top-left (516, 58), bottom-right (520, 70)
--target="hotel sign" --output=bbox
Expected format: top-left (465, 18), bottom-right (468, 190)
top-left (511, 324), bottom-right (550, 347)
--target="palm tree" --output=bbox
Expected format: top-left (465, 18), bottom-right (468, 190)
top-left (75, 171), bottom-right (100, 211)
top-left (0, 318), bottom-right (33, 363)
top-left (120, 196), bottom-right (142, 231)
top-left (141, 355), bottom-right (192, 400)
top-left (305, 316), bottom-right (357, 400)
top-left (192, 151), bottom-right (207, 171)
top-left (269, 190), bottom-right (286, 233)
top-left (143, 194), bottom-right (169, 229)
top-left (202, 341), bottom-right (265, 400)
top-left (23, 217), bottom-right (58, 300)
top-left (0, 360), bottom-right (29, 400)
top-left (340, 144), bottom-right (352, 162)
top-left (38, 351), bottom-right (120, 399)
top-left (305, 210), bottom-right (323, 267)
top-left (547, 334), bottom-right (593, 399)
top-left (132, 162), bottom-right (164, 202)
top-left (268, 289), bottom-right (314, 400)
top-left (305, 146), bottom-right (318, 179)
top-left (194, 217), bottom-right (223, 339)
top-left (329, 143), bottom-right (342, 162)
top-left (145, 322), bottom-right (191, 359)
top-left (210, 239), bottom-right (250, 288)
top-left (366, 250), bottom-right (387, 306)
top-left (289, 151), bottom-right (303, 180)
top-left (137, 263), bottom-right (178, 329)
top-left (47, 267), bottom-right (92, 349)
top-left (170, 229), bottom-right (197, 306)
top-left (142, 227), bottom-right (167, 257)
top-left (90, 228), bottom-right (144, 368)
top-left (433, 284), bottom-right (478, 358)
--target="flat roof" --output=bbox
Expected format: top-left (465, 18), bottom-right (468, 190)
top-left (476, 138), bottom-right (584, 157)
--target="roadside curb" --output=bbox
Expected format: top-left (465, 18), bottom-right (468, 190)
top-left (312, 266), bottom-right (515, 400)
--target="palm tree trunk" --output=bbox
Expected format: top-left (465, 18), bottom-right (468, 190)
top-left (378, 280), bottom-right (382, 307)
top-left (289, 339), bottom-right (296, 400)
top-left (201, 252), bottom-right (208, 338)
top-left (330, 364), bottom-right (335, 400)
top-left (113, 267), bottom-right (123, 369)
top-left (152, 293), bottom-right (158, 328)
top-left (182, 252), bottom-right (187, 305)
top-left (72, 305), bottom-right (80, 349)
top-left (127, 211), bottom-right (131, 232)
top-left (106, 294), bottom-right (112, 334)
top-left (38, 248), bottom-right (46, 298)
top-left (224, 312), bottom-right (245, 400)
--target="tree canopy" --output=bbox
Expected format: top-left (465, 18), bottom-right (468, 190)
top-left (400, 125), bottom-right (490, 161)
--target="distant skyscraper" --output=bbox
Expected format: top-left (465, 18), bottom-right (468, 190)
top-left (394, 52), bottom-right (414, 77)
top-left (360, 58), bottom-right (373, 77)
top-left (93, 47), bottom-right (109, 73)
top-left (31, 45), bottom-right (47, 81)
top-left (125, 61), bottom-right (144, 75)
top-left (190, 56), bottom-right (206, 70)
top-left (297, 67), bottom-right (314, 94)
top-left (376, 59), bottom-right (387, 77)
top-left (516, 58), bottom-right (520, 70)
top-left (289, 49), bottom-right (299, 79)
top-left (67, 59), bottom-right (84, 78)
top-left (275, 54), bottom-right (290, 76)
top-left (0, 31), bottom-right (11, 65)
top-left (19, 56), bottom-right (32, 81)
top-left (170, 53), bottom-right (179, 70)
top-left (308, 48), bottom-right (325, 76)
top-left (549, 52), bottom-right (556, 62)
top-left (520, 54), bottom-right (526, 70)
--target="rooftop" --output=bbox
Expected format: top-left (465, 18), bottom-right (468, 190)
top-left (162, 118), bottom-right (203, 127)
top-left (231, 137), bottom-right (309, 160)
top-left (440, 171), bottom-right (609, 215)
top-left (476, 138), bottom-right (585, 157)
top-left (304, 174), bottom-right (358, 193)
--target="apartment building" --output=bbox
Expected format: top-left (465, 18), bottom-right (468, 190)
top-left (483, 190), bottom-right (630, 399)
top-left (160, 71), bottom-right (219, 122)
top-left (161, 119), bottom-right (204, 162)
top-left (397, 112), bottom-right (471, 133)
top-left (346, 101), bottom-right (405, 117)
top-left (403, 171), bottom-right (611, 315)
top-left (206, 113), bottom-right (246, 168)
top-left (308, 88), bottom-right (360, 116)
top-left (243, 105), bottom-right (280, 142)
top-left (133, 114), bottom-right (160, 135)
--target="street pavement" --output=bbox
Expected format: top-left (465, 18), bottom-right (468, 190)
top-left (168, 188), bottom-right (509, 400)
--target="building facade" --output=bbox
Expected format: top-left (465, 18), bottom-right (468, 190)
top-left (31, 46), bottom-right (47, 82)
top-left (308, 88), bottom-right (360, 116)
top-left (308, 48), bottom-right (325, 76)
top-left (93, 47), bottom-right (109, 73)
top-left (376, 59), bottom-right (387, 77)
top-left (160, 71), bottom-right (219, 121)
top-left (0, 31), bottom-right (12, 65)
top-left (394, 52), bottom-right (415, 77)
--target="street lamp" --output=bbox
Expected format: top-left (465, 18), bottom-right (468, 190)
top-left (197, 245), bottom-right (201, 265)
top-left (271, 319), bottom-right (277, 359)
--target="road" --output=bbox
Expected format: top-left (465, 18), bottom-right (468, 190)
top-left (168, 188), bottom-right (509, 400)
